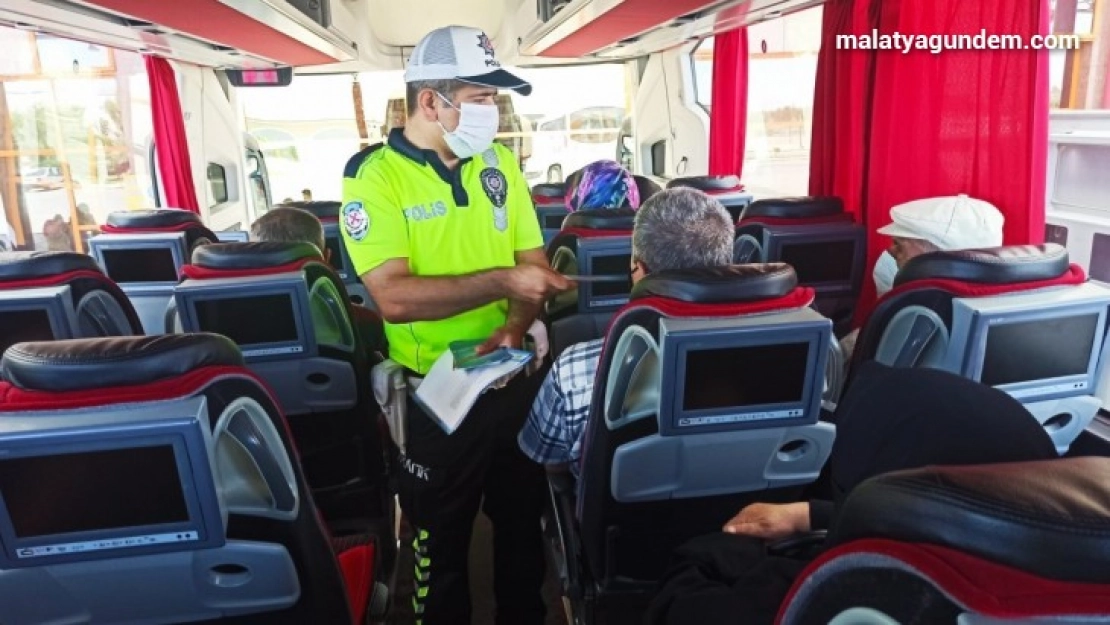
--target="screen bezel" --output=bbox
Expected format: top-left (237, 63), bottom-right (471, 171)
top-left (577, 237), bottom-right (634, 312)
top-left (658, 320), bottom-right (829, 436)
top-left (89, 233), bottom-right (188, 286)
top-left (176, 275), bottom-right (316, 361)
top-left (0, 417), bottom-right (223, 569)
top-left (322, 222), bottom-right (354, 282)
top-left (0, 285), bottom-right (78, 348)
top-left (962, 302), bottom-right (1108, 402)
top-left (216, 231), bottom-right (250, 243)
top-left (762, 224), bottom-right (866, 295)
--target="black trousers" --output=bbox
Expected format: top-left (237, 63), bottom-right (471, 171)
top-left (398, 367), bottom-right (548, 625)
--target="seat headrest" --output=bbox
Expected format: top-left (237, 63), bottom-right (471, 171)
top-left (277, 200), bottom-right (341, 220)
top-left (630, 264), bottom-right (797, 304)
top-left (831, 457), bottom-right (1110, 584)
top-left (0, 251), bottom-right (102, 282)
top-left (634, 176), bottom-right (663, 200)
top-left (1, 333), bottom-right (244, 393)
top-left (563, 208), bottom-right (637, 231)
top-left (666, 175), bottom-right (742, 192)
top-left (191, 242), bottom-right (322, 270)
top-left (532, 183), bottom-right (566, 199)
top-left (894, 244), bottom-right (1070, 287)
top-left (741, 196), bottom-right (844, 220)
top-left (105, 209), bottom-right (204, 229)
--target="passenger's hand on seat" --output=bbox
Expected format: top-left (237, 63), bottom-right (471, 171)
top-left (722, 502), bottom-right (811, 540)
top-left (505, 264), bottom-right (574, 305)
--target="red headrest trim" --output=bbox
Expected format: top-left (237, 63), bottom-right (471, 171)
top-left (102, 222), bottom-right (202, 234)
top-left (853, 263), bottom-right (1088, 330)
top-left (737, 213), bottom-right (852, 227)
top-left (0, 269), bottom-right (110, 290)
top-left (560, 227), bottom-right (633, 239)
top-left (0, 366), bottom-right (250, 411)
top-left (180, 258), bottom-right (315, 281)
top-left (777, 538), bottom-right (1110, 623)
top-left (703, 185), bottom-right (745, 195)
top-left (605, 287), bottom-right (816, 337)
top-left (532, 194), bottom-right (566, 205)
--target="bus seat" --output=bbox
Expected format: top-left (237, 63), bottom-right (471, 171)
top-left (545, 209), bottom-right (636, 357)
top-left (779, 457), bottom-right (1110, 624)
top-left (172, 242), bottom-right (391, 530)
top-left (277, 200), bottom-right (376, 311)
top-left (532, 182), bottom-right (568, 246)
top-left (667, 175), bottom-right (752, 222)
top-left (550, 264), bottom-right (835, 623)
top-left (633, 175), bottom-right (663, 202)
top-left (735, 196), bottom-right (863, 335)
top-left (0, 251), bottom-right (142, 353)
top-left (87, 209), bottom-right (218, 335)
top-left (0, 334), bottom-right (387, 624)
top-left (851, 244), bottom-right (1107, 454)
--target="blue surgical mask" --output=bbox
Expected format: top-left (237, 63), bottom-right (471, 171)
top-left (873, 251), bottom-right (898, 296)
top-left (437, 92), bottom-right (499, 158)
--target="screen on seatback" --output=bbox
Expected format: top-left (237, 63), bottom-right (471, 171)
top-left (542, 213), bottom-right (565, 229)
top-left (194, 293), bottom-right (299, 347)
top-left (101, 248), bottom-right (178, 283)
top-left (780, 240), bottom-right (856, 284)
top-left (683, 343), bottom-right (810, 410)
top-left (590, 253), bottom-right (633, 297)
top-left (980, 314), bottom-right (1099, 386)
top-left (0, 309), bottom-right (55, 352)
top-left (0, 445), bottom-right (188, 538)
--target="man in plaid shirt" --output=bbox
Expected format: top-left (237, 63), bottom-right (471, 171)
top-left (518, 187), bottom-right (737, 478)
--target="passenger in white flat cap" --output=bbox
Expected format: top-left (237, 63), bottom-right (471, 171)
top-left (339, 24), bottom-right (571, 625)
top-left (842, 194), bottom-right (1005, 356)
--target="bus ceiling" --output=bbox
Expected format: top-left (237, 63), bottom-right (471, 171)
top-left (0, 0), bottom-right (825, 73)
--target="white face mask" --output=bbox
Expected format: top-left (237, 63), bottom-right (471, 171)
top-left (437, 93), bottom-right (499, 158)
top-left (873, 251), bottom-right (898, 296)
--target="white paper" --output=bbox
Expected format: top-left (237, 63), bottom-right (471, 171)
top-left (414, 347), bottom-right (533, 434)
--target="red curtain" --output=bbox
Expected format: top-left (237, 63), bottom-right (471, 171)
top-left (145, 55), bottom-right (200, 213)
top-left (808, 0), bottom-right (1050, 325)
top-left (708, 28), bottom-right (749, 177)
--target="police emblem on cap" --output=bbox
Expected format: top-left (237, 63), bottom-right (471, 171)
top-left (480, 168), bottom-right (508, 208)
top-left (477, 33), bottom-right (499, 68)
top-left (342, 200), bottom-right (370, 241)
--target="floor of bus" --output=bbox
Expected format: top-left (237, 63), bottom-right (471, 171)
top-left (385, 511), bottom-right (568, 625)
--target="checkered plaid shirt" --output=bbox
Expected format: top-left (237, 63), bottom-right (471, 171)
top-left (518, 338), bottom-right (605, 478)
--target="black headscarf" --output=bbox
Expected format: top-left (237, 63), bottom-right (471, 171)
top-left (829, 360), bottom-right (1059, 507)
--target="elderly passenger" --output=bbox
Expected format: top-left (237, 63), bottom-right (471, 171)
top-left (520, 187), bottom-right (735, 476)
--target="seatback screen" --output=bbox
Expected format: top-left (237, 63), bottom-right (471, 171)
top-left (590, 253), bottom-right (633, 298)
top-left (981, 314), bottom-right (1099, 386)
top-left (0, 309), bottom-right (56, 352)
top-left (542, 213), bottom-right (565, 229)
top-left (194, 293), bottom-right (299, 346)
top-left (101, 248), bottom-right (178, 283)
top-left (683, 343), bottom-right (810, 410)
top-left (780, 240), bottom-right (856, 284)
top-left (0, 445), bottom-right (188, 538)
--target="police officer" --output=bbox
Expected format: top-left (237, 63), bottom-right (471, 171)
top-left (340, 24), bottom-right (572, 625)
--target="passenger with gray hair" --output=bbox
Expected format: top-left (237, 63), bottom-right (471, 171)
top-left (249, 206), bottom-right (386, 359)
top-left (519, 187), bottom-right (735, 478)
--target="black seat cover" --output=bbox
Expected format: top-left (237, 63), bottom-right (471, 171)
top-left (563, 208), bottom-right (637, 231)
top-left (894, 244), bottom-right (1070, 287)
top-left (279, 200), bottom-right (341, 220)
top-left (741, 196), bottom-right (844, 220)
top-left (532, 183), bottom-right (566, 199)
top-left (633, 175), bottom-right (662, 201)
top-left (830, 457), bottom-right (1110, 584)
top-left (106, 208), bottom-right (204, 229)
top-left (191, 242), bottom-right (322, 270)
top-left (0, 251), bottom-right (102, 282)
top-left (630, 263), bottom-right (797, 303)
top-left (1, 333), bottom-right (244, 393)
top-left (666, 175), bottom-right (742, 191)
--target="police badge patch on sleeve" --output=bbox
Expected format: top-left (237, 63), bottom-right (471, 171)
top-left (342, 201), bottom-right (370, 241)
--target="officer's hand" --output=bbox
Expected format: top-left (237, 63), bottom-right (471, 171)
top-left (476, 324), bottom-right (525, 355)
top-left (722, 502), bottom-right (811, 540)
top-left (505, 264), bottom-right (574, 305)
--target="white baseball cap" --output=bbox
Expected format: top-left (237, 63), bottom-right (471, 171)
top-left (877, 194), bottom-right (1005, 250)
top-left (404, 25), bottom-right (532, 96)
